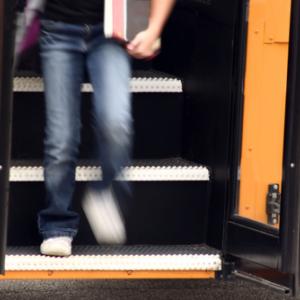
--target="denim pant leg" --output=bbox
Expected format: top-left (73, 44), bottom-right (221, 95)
top-left (38, 21), bottom-right (84, 239)
top-left (86, 39), bottom-right (132, 192)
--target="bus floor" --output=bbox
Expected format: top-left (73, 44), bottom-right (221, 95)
top-left (0, 278), bottom-right (293, 300)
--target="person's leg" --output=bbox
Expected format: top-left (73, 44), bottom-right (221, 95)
top-left (38, 20), bottom-right (85, 244)
top-left (87, 38), bottom-right (132, 188)
top-left (83, 27), bottom-right (132, 244)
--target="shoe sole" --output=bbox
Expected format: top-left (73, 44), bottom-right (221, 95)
top-left (40, 250), bottom-right (71, 257)
top-left (82, 191), bottom-right (126, 245)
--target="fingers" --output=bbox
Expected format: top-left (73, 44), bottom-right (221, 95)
top-left (127, 33), bottom-right (143, 51)
top-left (127, 35), bottom-right (161, 59)
top-left (25, 9), bottom-right (37, 26)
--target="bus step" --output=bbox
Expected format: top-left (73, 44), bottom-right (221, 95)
top-left (5, 245), bottom-right (221, 272)
top-left (10, 158), bottom-right (210, 182)
top-left (13, 71), bottom-right (182, 93)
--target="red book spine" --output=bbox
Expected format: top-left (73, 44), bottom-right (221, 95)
top-left (112, 0), bottom-right (126, 41)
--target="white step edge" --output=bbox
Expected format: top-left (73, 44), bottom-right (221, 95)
top-left (10, 165), bottom-right (210, 182)
top-left (5, 254), bottom-right (221, 271)
top-left (13, 77), bottom-right (183, 93)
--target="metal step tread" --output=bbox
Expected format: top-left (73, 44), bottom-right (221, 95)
top-left (5, 245), bottom-right (221, 271)
top-left (10, 158), bottom-right (210, 182)
top-left (14, 70), bottom-right (182, 93)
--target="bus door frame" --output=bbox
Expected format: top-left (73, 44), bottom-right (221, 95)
top-left (0, 0), bottom-right (15, 274)
top-left (223, 0), bottom-right (300, 296)
top-left (281, 0), bottom-right (300, 294)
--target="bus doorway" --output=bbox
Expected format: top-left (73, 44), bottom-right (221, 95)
top-left (1, 0), bottom-right (300, 297)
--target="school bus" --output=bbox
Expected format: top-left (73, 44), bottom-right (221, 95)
top-left (1, 0), bottom-right (300, 297)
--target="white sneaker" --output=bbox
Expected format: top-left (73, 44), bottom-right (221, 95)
top-left (40, 236), bottom-right (72, 257)
top-left (82, 188), bottom-right (126, 244)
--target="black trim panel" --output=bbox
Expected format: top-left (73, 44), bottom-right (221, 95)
top-left (226, 221), bottom-right (281, 270)
top-left (230, 215), bottom-right (279, 236)
top-left (234, 259), bottom-right (293, 293)
top-left (0, 0), bottom-right (14, 273)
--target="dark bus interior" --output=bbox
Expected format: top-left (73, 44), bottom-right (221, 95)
top-left (9, 0), bottom-right (242, 251)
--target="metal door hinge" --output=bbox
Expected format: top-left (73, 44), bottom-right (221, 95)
top-left (217, 260), bottom-right (235, 280)
top-left (266, 184), bottom-right (281, 226)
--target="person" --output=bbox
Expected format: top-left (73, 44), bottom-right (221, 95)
top-left (25, 0), bottom-right (176, 256)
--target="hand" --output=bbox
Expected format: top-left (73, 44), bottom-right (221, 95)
top-left (25, 9), bottom-right (37, 27)
top-left (127, 29), bottom-right (161, 59)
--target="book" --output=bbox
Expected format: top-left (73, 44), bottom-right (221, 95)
top-left (104, 0), bottom-right (151, 42)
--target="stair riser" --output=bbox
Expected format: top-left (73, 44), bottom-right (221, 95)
top-left (8, 181), bottom-right (210, 246)
top-left (12, 93), bottom-right (184, 160)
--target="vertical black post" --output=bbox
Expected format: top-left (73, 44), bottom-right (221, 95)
top-left (281, 0), bottom-right (300, 296)
top-left (0, 0), bottom-right (15, 274)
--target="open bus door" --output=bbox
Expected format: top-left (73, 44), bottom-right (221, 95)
top-left (0, 0), bottom-right (14, 274)
top-left (223, 0), bottom-right (300, 296)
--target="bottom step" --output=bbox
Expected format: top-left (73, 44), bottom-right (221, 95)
top-left (2, 245), bottom-right (221, 279)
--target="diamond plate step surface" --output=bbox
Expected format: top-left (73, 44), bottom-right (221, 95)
top-left (10, 158), bottom-right (210, 182)
top-left (14, 74), bottom-right (182, 93)
top-left (5, 245), bottom-right (221, 271)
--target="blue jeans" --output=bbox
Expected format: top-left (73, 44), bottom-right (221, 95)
top-left (38, 20), bottom-right (132, 239)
